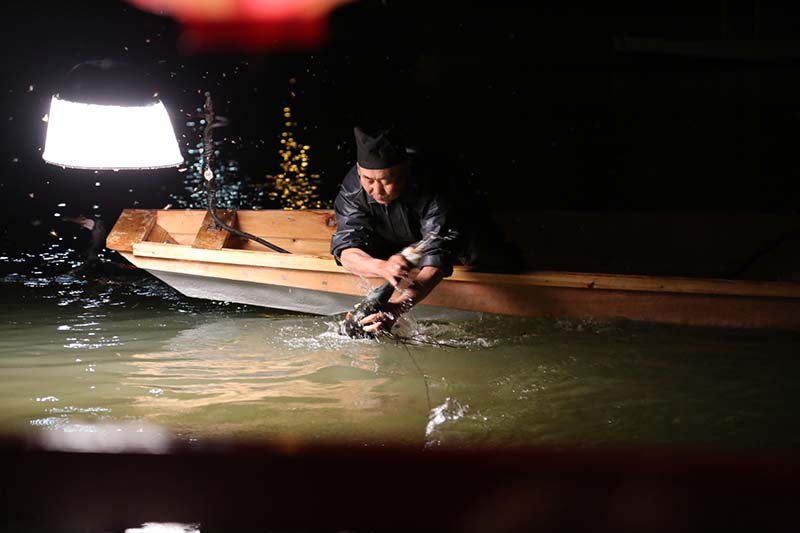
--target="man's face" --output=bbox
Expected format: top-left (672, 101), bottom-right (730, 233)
top-left (357, 162), bottom-right (408, 205)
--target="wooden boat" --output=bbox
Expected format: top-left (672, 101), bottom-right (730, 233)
top-left (105, 208), bottom-right (800, 330)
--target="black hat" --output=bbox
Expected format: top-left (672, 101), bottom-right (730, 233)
top-left (354, 126), bottom-right (407, 169)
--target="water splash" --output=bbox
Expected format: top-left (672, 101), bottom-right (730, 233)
top-left (125, 524), bottom-right (200, 533)
top-left (425, 396), bottom-right (469, 447)
top-left (390, 318), bottom-right (501, 349)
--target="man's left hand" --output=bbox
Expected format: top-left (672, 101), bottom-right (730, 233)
top-left (359, 302), bottom-right (404, 334)
top-left (358, 265), bottom-right (443, 334)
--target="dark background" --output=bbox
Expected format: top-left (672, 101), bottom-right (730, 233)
top-left (2, 0), bottom-right (800, 254)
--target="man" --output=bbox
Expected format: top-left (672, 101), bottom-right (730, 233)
top-left (330, 127), bottom-right (459, 334)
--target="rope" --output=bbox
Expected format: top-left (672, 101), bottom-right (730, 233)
top-left (202, 94), bottom-right (290, 254)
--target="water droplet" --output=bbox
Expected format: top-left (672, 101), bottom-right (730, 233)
top-left (35, 396), bottom-right (59, 402)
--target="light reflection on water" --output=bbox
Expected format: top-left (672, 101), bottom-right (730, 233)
top-left (1, 265), bottom-right (800, 452)
top-left (126, 318), bottom-right (387, 414)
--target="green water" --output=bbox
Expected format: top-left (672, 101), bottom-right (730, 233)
top-left (1, 270), bottom-right (799, 452)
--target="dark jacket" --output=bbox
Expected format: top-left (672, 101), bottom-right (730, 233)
top-left (330, 156), bottom-right (458, 277)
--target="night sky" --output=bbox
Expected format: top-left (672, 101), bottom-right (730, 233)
top-left (2, 1), bottom-right (800, 254)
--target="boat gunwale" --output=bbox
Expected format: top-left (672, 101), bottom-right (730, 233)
top-left (129, 241), bottom-right (800, 300)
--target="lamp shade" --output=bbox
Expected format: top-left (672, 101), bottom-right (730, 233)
top-left (42, 60), bottom-right (183, 170)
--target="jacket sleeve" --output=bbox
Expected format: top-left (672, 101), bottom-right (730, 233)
top-left (416, 193), bottom-right (455, 277)
top-left (330, 184), bottom-right (373, 264)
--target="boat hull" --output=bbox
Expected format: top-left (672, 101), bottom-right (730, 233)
top-left (123, 251), bottom-right (800, 330)
top-left (107, 209), bottom-right (800, 330)
top-left (145, 268), bottom-right (481, 319)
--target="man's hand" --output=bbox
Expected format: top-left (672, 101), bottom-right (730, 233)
top-left (358, 265), bottom-right (445, 334)
top-left (358, 302), bottom-right (404, 334)
top-left (377, 254), bottom-right (411, 287)
top-left (340, 249), bottom-right (411, 287)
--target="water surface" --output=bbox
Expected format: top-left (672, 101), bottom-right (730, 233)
top-left (2, 258), bottom-right (799, 452)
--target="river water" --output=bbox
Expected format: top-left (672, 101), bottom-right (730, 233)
top-left (2, 250), bottom-right (799, 454)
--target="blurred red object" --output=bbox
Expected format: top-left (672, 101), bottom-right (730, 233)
top-left (124, 0), bottom-right (354, 50)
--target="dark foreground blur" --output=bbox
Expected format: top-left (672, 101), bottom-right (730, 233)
top-left (3, 434), bottom-right (799, 532)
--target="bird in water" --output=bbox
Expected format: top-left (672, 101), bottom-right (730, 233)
top-left (62, 215), bottom-right (137, 277)
top-left (340, 282), bottom-right (401, 339)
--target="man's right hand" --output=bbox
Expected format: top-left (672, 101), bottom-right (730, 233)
top-left (339, 248), bottom-right (412, 287)
top-left (378, 254), bottom-right (411, 286)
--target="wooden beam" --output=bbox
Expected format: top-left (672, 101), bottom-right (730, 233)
top-left (155, 210), bottom-right (207, 238)
top-left (148, 224), bottom-right (179, 245)
top-left (236, 237), bottom-right (333, 256)
top-left (130, 241), bottom-right (800, 299)
top-left (145, 232), bottom-right (332, 256)
top-left (454, 270), bottom-right (800, 299)
top-left (105, 209), bottom-right (157, 253)
top-left (154, 209), bottom-right (338, 242)
top-left (236, 209), bottom-right (338, 239)
top-left (192, 210), bottom-right (238, 250)
top-left (133, 242), bottom-right (344, 272)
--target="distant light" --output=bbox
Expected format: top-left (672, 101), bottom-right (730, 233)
top-left (124, 0), bottom-right (353, 51)
top-left (43, 95), bottom-right (183, 170)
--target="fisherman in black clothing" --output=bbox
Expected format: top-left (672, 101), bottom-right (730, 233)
top-left (331, 126), bottom-right (520, 334)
